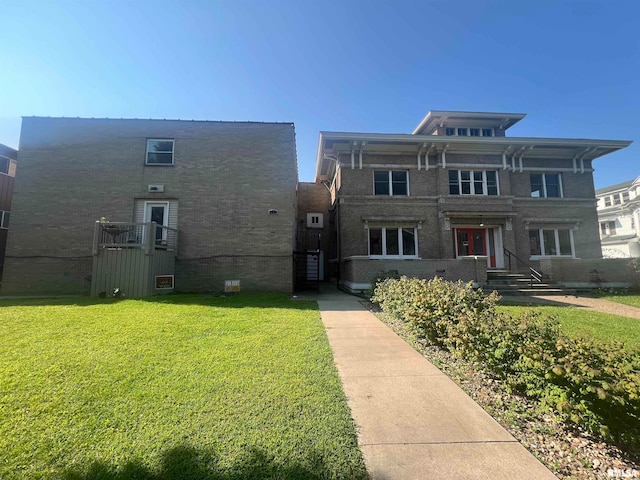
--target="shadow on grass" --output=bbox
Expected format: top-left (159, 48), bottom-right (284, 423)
top-left (0, 293), bottom-right (318, 310)
top-left (62, 445), bottom-right (368, 480)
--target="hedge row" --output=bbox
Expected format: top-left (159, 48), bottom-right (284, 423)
top-left (371, 276), bottom-right (640, 454)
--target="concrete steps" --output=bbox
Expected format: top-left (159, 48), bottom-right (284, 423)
top-left (484, 270), bottom-right (574, 296)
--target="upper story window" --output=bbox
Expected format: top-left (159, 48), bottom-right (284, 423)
top-left (449, 170), bottom-right (498, 196)
top-left (613, 193), bottom-right (622, 205)
top-left (530, 173), bottom-right (562, 198)
top-left (623, 192), bottom-right (630, 203)
top-left (369, 227), bottom-right (417, 258)
top-left (444, 128), bottom-right (494, 137)
top-left (374, 171), bottom-right (408, 196)
top-left (604, 196), bottom-right (612, 207)
top-left (0, 156), bottom-right (16, 177)
top-left (146, 139), bottom-right (174, 165)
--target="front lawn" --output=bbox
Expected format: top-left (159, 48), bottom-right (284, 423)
top-left (497, 304), bottom-right (640, 347)
top-left (0, 294), bottom-right (367, 480)
top-left (599, 294), bottom-right (640, 309)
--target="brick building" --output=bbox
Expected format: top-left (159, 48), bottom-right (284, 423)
top-left (313, 111), bottom-right (632, 292)
top-left (0, 143), bottom-right (17, 282)
top-left (1, 117), bottom-right (297, 296)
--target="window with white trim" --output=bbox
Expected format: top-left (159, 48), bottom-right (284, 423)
top-left (604, 196), bottom-right (612, 207)
top-left (529, 228), bottom-right (574, 257)
top-left (444, 128), bottom-right (494, 137)
top-left (530, 173), bottom-right (562, 198)
top-left (374, 171), bottom-right (408, 196)
top-left (0, 210), bottom-right (9, 228)
top-left (449, 170), bottom-right (499, 195)
top-left (368, 227), bottom-right (417, 258)
top-left (146, 139), bottom-right (174, 165)
top-left (623, 192), bottom-right (630, 203)
top-left (307, 213), bottom-right (323, 228)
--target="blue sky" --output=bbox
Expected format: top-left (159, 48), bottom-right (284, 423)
top-left (1, 0), bottom-right (638, 187)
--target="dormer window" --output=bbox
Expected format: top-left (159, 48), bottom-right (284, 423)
top-left (470, 128), bottom-right (480, 137)
top-left (444, 127), bottom-right (495, 137)
top-left (482, 128), bottom-right (493, 137)
top-left (446, 128), bottom-right (455, 136)
top-left (457, 128), bottom-right (468, 136)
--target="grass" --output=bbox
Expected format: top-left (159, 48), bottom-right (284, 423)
top-left (497, 304), bottom-right (640, 347)
top-left (0, 294), bottom-right (368, 480)
top-left (598, 294), bottom-right (640, 309)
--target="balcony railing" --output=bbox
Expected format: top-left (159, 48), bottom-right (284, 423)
top-left (92, 221), bottom-right (178, 254)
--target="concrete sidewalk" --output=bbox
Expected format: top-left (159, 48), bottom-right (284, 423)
top-left (303, 288), bottom-right (558, 480)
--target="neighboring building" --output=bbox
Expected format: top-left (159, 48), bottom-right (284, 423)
top-left (1, 117), bottom-right (297, 296)
top-left (596, 176), bottom-right (640, 258)
top-left (0, 144), bottom-right (17, 282)
top-left (314, 111), bottom-right (632, 292)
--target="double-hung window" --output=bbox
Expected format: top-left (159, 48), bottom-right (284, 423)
top-left (449, 170), bottom-right (498, 195)
top-left (530, 173), bottom-right (562, 198)
top-left (604, 196), bottom-right (612, 207)
top-left (0, 210), bottom-right (9, 229)
top-left (600, 221), bottom-right (616, 236)
top-left (529, 229), bottom-right (574, 257)
top-left (374, 171), bottom-right (408, 196)
top-left (146, 139), bottom-right (174, 165)
top-left (369, 227), bottom-right (417, 258)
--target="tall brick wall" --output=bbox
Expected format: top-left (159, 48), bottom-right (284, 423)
top-left (331, 151), bottom-right (603, 274)
top-left (2, 117), bottom-right (297, 295)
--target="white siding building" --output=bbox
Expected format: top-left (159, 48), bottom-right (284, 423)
top-left (596, 176), bottom-right (640, 258)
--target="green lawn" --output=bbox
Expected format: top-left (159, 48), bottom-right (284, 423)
top-left (599, 294), bottom-right (640, 309)
top-left (0, 294), bottom-right (367, 480)
top-left (497, 304), bottom-right (640, 347)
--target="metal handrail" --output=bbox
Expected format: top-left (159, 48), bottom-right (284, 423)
top-left (503, 247), bottom-right (543, 287)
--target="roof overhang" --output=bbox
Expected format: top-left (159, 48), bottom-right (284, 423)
top-left (412, 110), bottom-right (527, 135)
top-left (315, 131), bottom-right (632, 181)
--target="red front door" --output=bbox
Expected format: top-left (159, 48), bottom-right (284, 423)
top-left (456, 228), bottom-right (486, 257)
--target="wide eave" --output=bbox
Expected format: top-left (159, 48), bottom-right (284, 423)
top-left (315, 131), bottom-right (632, 181)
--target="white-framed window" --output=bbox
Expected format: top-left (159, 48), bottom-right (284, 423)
top-left (613, 193), bottom-right (622, 205)
top-left (530, 173), bottom-right (562, 198)
top-left (368, 227), bottom-right (418, 258)
top-left (0, 210), bottom-right (9, 228)
top-left (307, 212), bottom-right (323, 228)
top-left (146, 139), bottom-right (174, 165)
top-left (623, 192), bottom-right (630, 203)
top-left (604, 196), bottom-right (612, 207)
top-left (0, 156), bottom-right (16, 177)
top-left (444, 128), bottom-right (494, 137)
top-left (449, 170), bottom-right (499, 195)
top-left (374, 171), bottom-right (409, 196)
top-left (529, 228), bottom-right (574, 257)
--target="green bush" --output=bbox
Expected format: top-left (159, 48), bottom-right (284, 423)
top-left (371, 276), bottom-right (499, 345)
top-left (372, 276), bottom-right (640, 454)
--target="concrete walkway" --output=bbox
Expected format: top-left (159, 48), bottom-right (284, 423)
top-left (297, 287), bottom-right (558, 480)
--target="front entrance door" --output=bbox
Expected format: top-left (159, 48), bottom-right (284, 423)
top-left (456, 228), bottom-right (486, 256)
top-left (455, 227), bottom-right (502, 268)
top-left (144, 202), bottom-right (169, 242)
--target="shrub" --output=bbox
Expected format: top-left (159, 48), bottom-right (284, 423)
top-left (372, 276), bottom-right (640, 454)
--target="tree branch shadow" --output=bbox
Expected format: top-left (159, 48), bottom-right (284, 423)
top-left (62, 444), bottom-right (368, 480)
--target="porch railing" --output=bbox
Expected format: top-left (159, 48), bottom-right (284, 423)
top-left (92, 221), bottom-right (178, 255)
top-left (503, 247), bottom-right (543, 287)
